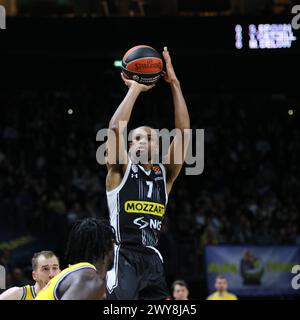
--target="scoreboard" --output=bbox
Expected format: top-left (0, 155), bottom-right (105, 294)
top-left (235, 23), bottom-right (298, 50)
top-left (1, 15), bottom-right (300, 58)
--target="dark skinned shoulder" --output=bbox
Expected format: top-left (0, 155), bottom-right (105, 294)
top-left (57, 268), bottom-right (104, 300)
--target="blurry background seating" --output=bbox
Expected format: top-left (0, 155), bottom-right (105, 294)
top-left (1, 0), bottom-right (297, 17)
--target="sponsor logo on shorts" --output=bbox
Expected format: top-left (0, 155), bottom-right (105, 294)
top-left (124, 201), bottom-right (165, 217)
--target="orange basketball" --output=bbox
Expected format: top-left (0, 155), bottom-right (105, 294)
top-left (122, 45), bottom-right (164, 85)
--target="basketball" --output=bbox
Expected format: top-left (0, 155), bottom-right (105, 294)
top-left (121, 45), bottom-right (164, 85)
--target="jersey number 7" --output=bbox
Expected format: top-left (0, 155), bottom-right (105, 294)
top-left (146, 181), bottom-right (153, 198)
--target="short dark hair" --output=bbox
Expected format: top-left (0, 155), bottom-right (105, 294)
top-left (65, 217), bottom-right (116, 265)
top-left (32, 251), bottom-right (59, 271)
top-left (131, 126), bottom-right (156, 139)
top-left (216, 275), bottom-right (227, 281)
top-left (134, 125), bottom-right (155, 131)
top-left (171, 280), bottom-right (189, 293)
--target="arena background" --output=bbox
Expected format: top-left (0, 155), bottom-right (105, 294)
top-left (0, 0), bottom-right (300, 299)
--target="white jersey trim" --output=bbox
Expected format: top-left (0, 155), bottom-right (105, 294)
top-left (146, 246), bottom-right (164, 263)
top-left (106, 187), bottom-right (121, 243)
top-left (138, 164), bottom-right (151, 176)
top-left (106, 244), bottom-right (120, 293)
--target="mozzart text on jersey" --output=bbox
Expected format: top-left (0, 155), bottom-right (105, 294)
top-left (124, 201), bottom-right (165, 217)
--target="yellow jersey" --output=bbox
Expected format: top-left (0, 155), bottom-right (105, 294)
top-left (207, 291), bottom-right (238, 300)
top-left (21, 285), bottom-right (37, 300)
top-left (35, 262), bottom-right (96, 300)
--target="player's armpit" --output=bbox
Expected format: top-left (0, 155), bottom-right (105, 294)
top-left (106, 163), bottom-right (126, 192)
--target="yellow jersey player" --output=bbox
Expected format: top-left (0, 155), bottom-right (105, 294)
top-left (207, 275), bottom-right (238, 300)
top-left (0, 251), bottom-right (60, 300)
top-left (35, 218), bottom-right (115, 300)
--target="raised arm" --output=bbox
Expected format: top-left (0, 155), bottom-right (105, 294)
top-left (163, 47), bottom-right (190, 193)
top-left (106, 75), bottom-right (155, 170)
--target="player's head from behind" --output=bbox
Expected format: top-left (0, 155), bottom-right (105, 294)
top-left (171, 280), bottom-right (189, 300)
top-left (32, 251), bottom-right (60, 289)
top-left (215, 275), bottom-right (228, 293)
top-left (65, 217), bottom-right (115, 276)
top-left (129, 126), bottom-right (159, 164)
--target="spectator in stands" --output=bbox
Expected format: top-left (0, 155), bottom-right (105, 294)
top-left (172, 280), bottom-right (189, 300)
top-left (207, 275), bottom-right (238, 300)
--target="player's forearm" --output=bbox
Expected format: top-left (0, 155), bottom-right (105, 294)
top-left (109, 84), bottom-right (141, 130)
top-left (0, 287), bottom-right (23, 300)
top-left (170, 81), bottom-right (190, 130)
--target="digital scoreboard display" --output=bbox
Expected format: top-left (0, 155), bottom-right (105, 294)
top-left (235, 23), bottom-right (298, 50)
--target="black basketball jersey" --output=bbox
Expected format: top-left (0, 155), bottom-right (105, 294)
top-left (106, 158), bottom-right (168, 252)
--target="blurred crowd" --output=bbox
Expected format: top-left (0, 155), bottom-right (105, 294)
top-left (0, 65), bottom-right (300, 289)
top-left (0, 0), bottom-right (298, 17)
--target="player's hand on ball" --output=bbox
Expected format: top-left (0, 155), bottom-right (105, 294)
top-left (121, 73), bottom-right (155, 92)
top-left (162, 46), bottom-right (179, 85)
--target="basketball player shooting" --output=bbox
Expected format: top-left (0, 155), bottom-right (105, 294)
top-left (105, 46), bottom-right (190, 300)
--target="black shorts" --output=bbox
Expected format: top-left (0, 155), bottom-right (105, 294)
top-left (106, 245), bottom-right (170, 300)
